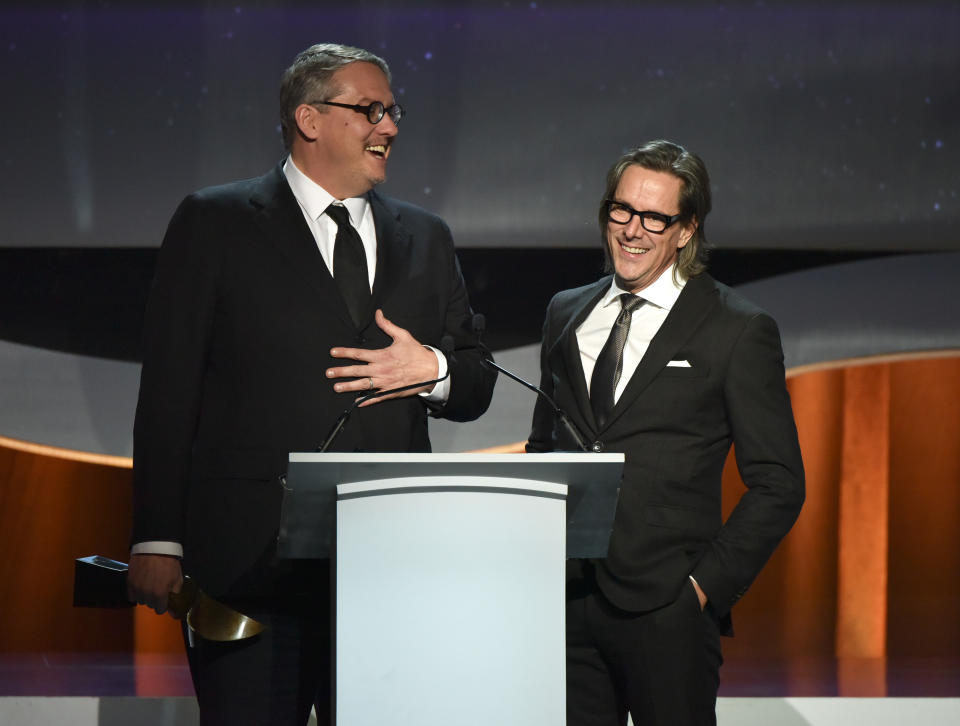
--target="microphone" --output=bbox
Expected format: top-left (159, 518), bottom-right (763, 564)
top-left (472, 314), bottom-right (593, 453)
top-left (317, 335), bottom-right (455, 452)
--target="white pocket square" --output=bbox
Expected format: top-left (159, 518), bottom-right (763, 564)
top-left (666, 359), bottom-right (691, 368)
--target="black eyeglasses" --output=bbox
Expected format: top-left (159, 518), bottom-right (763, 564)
top-left (604, 199), bottom-right (683, 234)
top-left (311, 100), bottom-right (404, 126)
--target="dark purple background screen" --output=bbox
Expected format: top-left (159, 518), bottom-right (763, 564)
top-left (2, 1), bottom-right (957, 251)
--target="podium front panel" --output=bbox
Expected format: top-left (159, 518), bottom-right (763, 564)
top-left (336, 476), bottom-right (566, 726)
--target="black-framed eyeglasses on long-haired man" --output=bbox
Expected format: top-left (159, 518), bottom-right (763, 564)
top-left (603, 199), bottom-right (683, 234)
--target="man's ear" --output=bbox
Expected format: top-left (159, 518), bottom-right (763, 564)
top-left (678, 217), bottom-right (698, 249)
top-left (294, 103), bottom-right (321, 142)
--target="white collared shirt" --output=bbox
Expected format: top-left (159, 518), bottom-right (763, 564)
top-left (282, 157), bottom-right (377, 288)
top-left (576, 264), bottom-right (687, 403)
top-left (281, 156), bottom-right (449, 403)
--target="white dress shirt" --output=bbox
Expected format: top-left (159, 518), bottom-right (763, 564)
top-left (576, 264), bottom-right (687, 404)
top-left (282, 157), bottom-right (377, 288)
top-left (281, 157), bottom-right (449, 403)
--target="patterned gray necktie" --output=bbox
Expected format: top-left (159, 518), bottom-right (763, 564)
top-left (590, 293), bottom-right (644, 429)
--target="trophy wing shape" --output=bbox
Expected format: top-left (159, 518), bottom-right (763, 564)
top-left (73, 555), bottom-right (264, 642)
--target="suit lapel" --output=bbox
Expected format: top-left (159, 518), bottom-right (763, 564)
top-left (549, 278), bottom-right (610, 433)
top-left (367, 191), bottom-right (411, 330)
top-left (249, 164), bottom-right (356, 329)
top-left (604, 273), bottom-right (718, 429)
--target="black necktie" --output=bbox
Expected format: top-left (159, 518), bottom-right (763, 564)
top-left (590, 293), bottom-right (644, 429)
top-left (326, 204), bottom-right (371, 327)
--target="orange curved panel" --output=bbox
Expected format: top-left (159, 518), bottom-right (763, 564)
top-left (0, 437), bottom-right (181, 656)
top-left (4, 351), bottom-right (959, 668)
top-left (721, 354), bottom-right (960, 665)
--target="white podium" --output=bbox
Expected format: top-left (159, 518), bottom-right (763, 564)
top-left (279, 452), bottom-right (623, 726)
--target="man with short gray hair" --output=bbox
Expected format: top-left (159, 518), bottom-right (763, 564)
top-left (128, 43), bottom-right (495, 725)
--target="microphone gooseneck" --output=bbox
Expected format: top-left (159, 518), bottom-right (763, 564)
top-left (472, 313), bottom-right (593, 452)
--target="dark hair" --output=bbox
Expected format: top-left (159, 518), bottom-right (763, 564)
top-left (599, 139), bottom-right (712, 279)
top-left (279, 43), bottom-right (391, 151)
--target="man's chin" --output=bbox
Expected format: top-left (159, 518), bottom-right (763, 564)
top-left (613, 271), bottom-right (653, 295)
top-left (363, 159), bottom-right (387, 184)
top-left (613, 273), bottom-right (635, 292)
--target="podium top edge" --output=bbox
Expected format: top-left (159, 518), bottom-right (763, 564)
top-left (288, 452), bottom-right (624, 464)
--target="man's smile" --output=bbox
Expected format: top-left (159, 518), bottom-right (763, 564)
top-left (619, 241), bottom-right (649, 255)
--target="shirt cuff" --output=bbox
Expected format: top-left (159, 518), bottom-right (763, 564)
top-left (131, 541), bottom-right (183, 558)
top-left (418, 345), bottom-right (451, 403)
top-left (689, 574), bottom-right (706, 601)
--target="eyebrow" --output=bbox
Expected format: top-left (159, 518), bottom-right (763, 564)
top-left (612, 200), bottom-right (677, 216)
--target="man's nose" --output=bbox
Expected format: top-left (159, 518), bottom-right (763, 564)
top-left (378, 114), bottom-right (399, 137)
top-left (623, 215), bottom-right (644, 238)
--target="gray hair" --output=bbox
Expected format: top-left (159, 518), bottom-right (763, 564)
top-left (279, 43), bottom-right (392, 150)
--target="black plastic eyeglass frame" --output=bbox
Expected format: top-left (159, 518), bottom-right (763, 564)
top-left (604, 199), bottom-right (683, 234)
top-left (313, 100), bottom-right (404, 125)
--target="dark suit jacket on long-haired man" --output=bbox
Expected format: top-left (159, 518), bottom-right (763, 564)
top-left (527, 140), bottom-right (804, 726)
top-left (126, 43), bottom-right (496, 726)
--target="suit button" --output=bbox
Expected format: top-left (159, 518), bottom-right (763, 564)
top-left (356, 335), bottom-right (365, 344)
top-left (591, 441), bottom-right (604, 453)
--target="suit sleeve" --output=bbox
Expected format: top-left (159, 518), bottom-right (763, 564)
top-left (131, 194), bottom-right (219, 545)
top-left (690, 312), bottom-right (805, 616)
top-left (425, 219), bottom-right (497, 423)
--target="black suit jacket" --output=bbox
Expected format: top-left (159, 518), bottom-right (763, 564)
top-left (132, 164), bottom-right (496, 601)
top-left (527, 273), bottom-right (804, 623)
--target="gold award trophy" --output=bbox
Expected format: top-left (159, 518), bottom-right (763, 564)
top-left (73, 555), bottom-right (264, 641)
